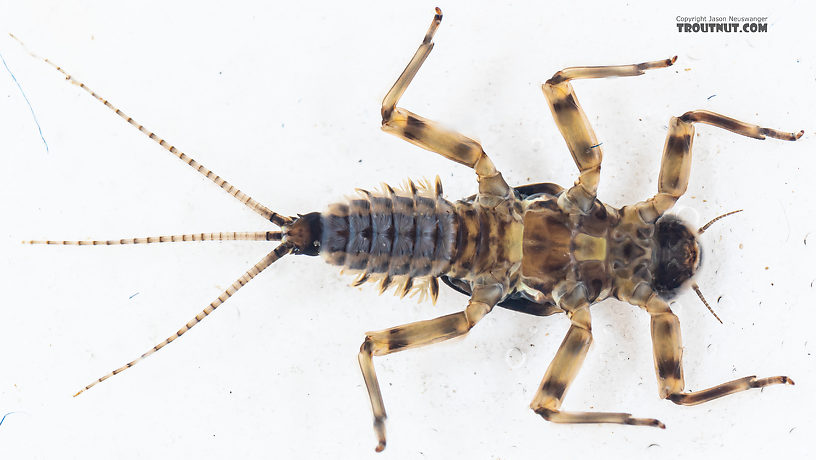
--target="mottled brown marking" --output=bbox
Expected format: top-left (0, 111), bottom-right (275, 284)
top-left (453, 142), bottom-right (475, 164)
top-left (473, 208), bottom-right (491, 273)
top-left (657, 357), bottom-right (682, 381)
top-left (406, 115), bottom-right (425, 130)
top-left (521, 208), bottom-right (571, 286)
top-left (661, 134), bottom-right (692, 190)
top-left (577, 260), bottom-right (607, 301)
top-left (540, 378), bottom-right (568, 400)
top-left (386, 339), bottom-right (410, 352)
top-left (550, 96), bottom-right (573, 114)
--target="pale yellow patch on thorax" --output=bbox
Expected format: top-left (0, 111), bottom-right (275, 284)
top-left (573, 233), bottom-right (607, 261)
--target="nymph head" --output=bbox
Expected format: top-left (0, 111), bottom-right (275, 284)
top-left (652, 209), bottom-right (742, 304)
top-left (653, 215), bottom-right (701, 298)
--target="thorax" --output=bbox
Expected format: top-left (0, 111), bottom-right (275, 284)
top-left (518, 194), bottom-right (657, 307)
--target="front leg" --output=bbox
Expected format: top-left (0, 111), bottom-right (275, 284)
top-left (634, 110), bottom-right (802, 222)
top-left (381, 8), bottom-right (510, 200)
top-left (643, 295), bottom-right (794, 405)
top-left (357, 284), bottom-right (502, 452)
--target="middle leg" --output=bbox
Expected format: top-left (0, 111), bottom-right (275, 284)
top-left (530, 285), bottom-right (664, 427)
top-left (542, 57), bottom-right (677, 213)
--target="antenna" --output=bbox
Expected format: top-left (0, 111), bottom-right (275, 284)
top-left (692, 283), bottom-right (723, 324)
top-left (698, 209), bottom-right (743, 234)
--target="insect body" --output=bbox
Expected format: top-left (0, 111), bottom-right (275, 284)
top-left (20, 8), bottom-right (800, 453)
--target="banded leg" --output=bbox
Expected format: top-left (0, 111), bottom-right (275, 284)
top-left (530, 285), bottom-right (664, 427)
top-left (635, 110), bottom-right (803, 222)
top-left (644, 296), bottom-right (794, 405)
top-left (358, 284), bottom-right (502, 452)
top-left (543, 57), bottom-right (676, 213)
top-left (380, 9), bottom-right (510, 200)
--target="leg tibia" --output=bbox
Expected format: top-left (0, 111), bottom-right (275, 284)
top-left (357, 340), bottom-right (387, 452)
top-left (547, 56), bottom-right (677, 84)
top-left (536, 408), bottom-right (665, 428)
top-left (380, 8), bottom-right (441, 120)
top-left (668, 375), bottom-right (795, 406)
top-left (680, 110), bottom-right (804, 141)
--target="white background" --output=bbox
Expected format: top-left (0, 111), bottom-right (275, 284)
top-left (0, 1), bottom-right (813, 459)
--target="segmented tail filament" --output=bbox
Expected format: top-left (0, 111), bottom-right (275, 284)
top-left (24, 231), bottom-right (282, 246)
top-left (13, 35), bottom-right (297, 395)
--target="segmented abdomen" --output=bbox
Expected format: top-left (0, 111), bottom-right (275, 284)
top-left (320, 180), bottom-right (457, 299)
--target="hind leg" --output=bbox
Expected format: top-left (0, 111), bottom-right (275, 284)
top-left (380, 8), bottom-right (510, 200)
top-left (530, 285), bottom-right (663, 427)
top-left (358, 284), bottom-right (502, 451)
top-left (634, 110), bottom-right (802, 222)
